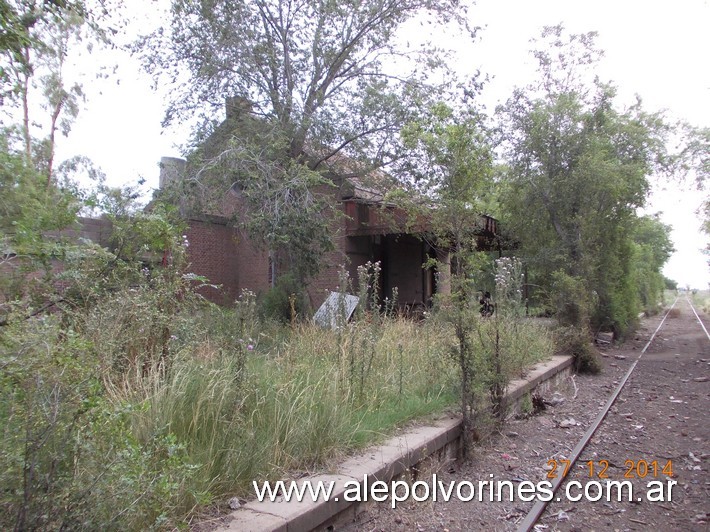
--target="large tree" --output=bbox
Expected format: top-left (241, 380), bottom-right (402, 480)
top-left (141, 0), bottom-right (473, 286)
top-left (498, 25), bottom-right (673, 336)
top-left (142, 0), bottom-right (471, 167)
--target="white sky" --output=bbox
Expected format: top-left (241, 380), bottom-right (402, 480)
top-left (55, 0), bottom-right (710, 288)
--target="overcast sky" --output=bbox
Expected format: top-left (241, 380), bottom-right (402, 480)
top-left (55, 0), bottom-right (710, 288)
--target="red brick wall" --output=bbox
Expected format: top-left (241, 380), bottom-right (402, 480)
top-left (177, 195), bottom-right (465, 311)
top-left (185, 206), bottom-right (350, 310)
top-left (185, 220), bottom-right (269, 305)
top-left (306, 231), bottom-right (349, 310)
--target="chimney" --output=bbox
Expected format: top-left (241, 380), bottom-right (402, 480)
top-left (159, 156), bottom-right (186, 189)
top-left (226, 96), bottom-right (253, 120)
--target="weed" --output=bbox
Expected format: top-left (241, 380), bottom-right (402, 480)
top-left (556, 326), bottom-right (602, 374)
top-left (519, 393), bottom-right (533, 416)
top-left (1, 237), bottom-right (553, 529)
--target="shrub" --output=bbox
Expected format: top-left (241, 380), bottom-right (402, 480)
top-left (550, 270), bottom-right (592, 328)
top-left (257, 274), bottom-right (310, 323)
top-left (556, 326), bottom-right (602, 374)
top-left (0, 314), bottom-right (199, 530)
top-left (663, 276), bottom-right (677, 290)
top-left (0, 188), bottom-right (556, 529)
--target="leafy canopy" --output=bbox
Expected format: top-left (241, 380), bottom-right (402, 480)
top-left (145, 0), bottom-right (473, 286)
top-left (498, 25), bottom-right (674, 335)
top-left (140, 0), bottom-right (472, 169)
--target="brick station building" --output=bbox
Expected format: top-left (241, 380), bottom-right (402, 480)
top-left (160, 160), bottom-right (502, 310)
top-left (153, 97), bottom-right (502, 309)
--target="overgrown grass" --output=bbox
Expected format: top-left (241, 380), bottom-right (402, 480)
top-left (1, 287), bottom-right (555, 529)
top-left (114, 317), bottom-right (459, 504)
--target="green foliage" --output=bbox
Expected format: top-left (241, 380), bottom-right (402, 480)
top-left (691, 290), bottom-right (710, 314)
top-left (483, 257), bottom-right (554, 414)
top-left (158, 96), bottom-right (340, 287)
top-left (84, 285), bottom-right (190, 380)
top-left (116, 310), bottom-right (459, 508)
top-left (518, 392), bottom-right (533, 416)
top-left (0, 313), bottom-right (199, 530)
top-left (140, 0), bottom-right (470, 164)
top-left (498, 25), bottom-right (674, 339)
top-left (398, 102), bottom-right (494, 252)
top-left (0, 316), bottom-right (99, 530)
top-left (143, 0), bottom-right (472, 286)
top-left (555, 326), bottom-right (602, 374)
top-left (0, 132), bottom-right (84, 315)
top-left (550, 270), bottom-right (592, 328)
top-left (257, 273), bottom-right (310, 323)
top-left (0, 164), bottom-right (218, 528)
top-left (7, 9), bottom-right (692, 529)
top-left (0, 131), bottom-right (79, 238)
top-left (677, 124), bottom-right (709, 189)
top-left (663, 276), bottom-right (678, 290)
top-left (1, 0), bottom-right (114, 187)
top-left (434, 255), bottom-right (555, 442)
top-left (630, 215), bottom-right (673, 315)
top-left (396, 101), bottom-right (556, 451)
top-left (397, 102), bottom-right (557, 449)
top-left (0, 0), bottom-right (31, 64)
top-left (0, 145), bottom-right (557, 531)
top-left (355, 260), bottom-right (398, 320)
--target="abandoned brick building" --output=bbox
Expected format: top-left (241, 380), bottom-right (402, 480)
top-left (160, 167), bottom-right (502, 311)
top-left (158, 100), bottom-right (502, 310)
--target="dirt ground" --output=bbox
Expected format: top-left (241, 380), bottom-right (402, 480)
top-left (342, 297), bottom-right (709, 532)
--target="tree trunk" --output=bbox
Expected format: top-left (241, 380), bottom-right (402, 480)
top-left (21, 45), bottom-right (32, 167)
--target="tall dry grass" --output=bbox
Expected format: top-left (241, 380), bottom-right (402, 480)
top-left (105, 315), bottom-right (459, 508)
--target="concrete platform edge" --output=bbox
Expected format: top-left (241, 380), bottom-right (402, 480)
top-left (217, 355), bottom-right (574, 531)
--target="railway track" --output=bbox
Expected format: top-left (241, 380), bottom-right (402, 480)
top-left (517, 295), bottom-right (709, 531)
top-left (341, 295), bottom-right (709, 531)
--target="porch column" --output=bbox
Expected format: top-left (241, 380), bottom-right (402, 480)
top-left (436, 249), bottom-right (451, 296)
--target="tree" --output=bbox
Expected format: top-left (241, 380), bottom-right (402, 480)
top-left (399, 102), bottom-right (493, 244)
top-left (1, 0), bottom-right (113, 188)
top-left (0, 0), bottom-right (31, 67)
top-left (0, 0), bottom-right (119, 317)
top-left (677, 124), bottom-right (709, 189)
top-left (682, 126), bottom-right (710, 271)
top-left (142, 0), bottom-right (471, 167)
top-left (397, 101), bottom-right (495, 452)
top-left (142, 0), bottom-right (473, 286)
top-left (631, 215), bottom-right (674, 311)
top-left (498, 25), bottom-right (673, 337)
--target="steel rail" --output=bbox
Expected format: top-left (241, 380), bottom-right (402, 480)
top-left (516, 297), bottom-right (679, 532)
top-left (686, 296), bottom-right (710, 341)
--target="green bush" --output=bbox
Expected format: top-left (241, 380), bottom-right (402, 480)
top-left (550, 270), bottom-right (592, 328)
top-left (0, 314), bottom-right (198, 530)
top-left (1, 257), bottom-right (557, 529)
top-left (663, 276), bottom-right (677, 290)
top-left (257, 274), bottom-right (310, 323)
top-left (556, 326), bottom-right (602, 374)
top-left (0, 183), bottom-right (557, 530)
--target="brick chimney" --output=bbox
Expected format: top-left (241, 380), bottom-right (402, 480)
top-left (225, 96), bottom-right (253, 120)
top-left (159, 156), bottom-right (186, 189)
